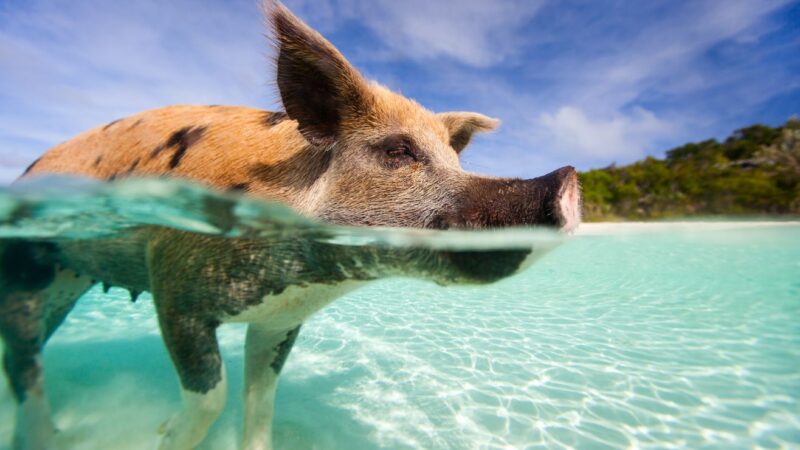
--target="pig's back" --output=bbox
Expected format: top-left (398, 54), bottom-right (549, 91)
top-left (20, 105), bottom-right (307, 192)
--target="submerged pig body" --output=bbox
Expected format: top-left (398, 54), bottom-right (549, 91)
top-left (3, 3), bottom-right (581, 450)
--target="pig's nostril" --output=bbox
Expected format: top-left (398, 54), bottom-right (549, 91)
top-left (556, 170), bottom-right (581, 233)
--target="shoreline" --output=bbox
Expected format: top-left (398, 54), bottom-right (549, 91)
top-left (574, 220), bottom-right (800, 235)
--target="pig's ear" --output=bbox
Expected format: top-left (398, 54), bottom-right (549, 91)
top-left (267, 2), bottom-right (372, 146)
top-left (437, 112), bottom-right (500, 153)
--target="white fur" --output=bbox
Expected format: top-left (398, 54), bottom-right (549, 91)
top-left (14, 375), bottom-right (56, 450)
top-left (158, 368), bottom-right (227, 450)
top-left (224, 281), bottom-right (364, 329)
top-left (241, 325), bottom-right (287, 450)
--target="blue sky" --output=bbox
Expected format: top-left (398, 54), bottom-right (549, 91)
top-left (0, 0), bottom-right (798, 183)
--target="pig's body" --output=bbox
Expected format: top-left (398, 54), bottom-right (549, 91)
top-left (1, 3), bottom-right (581, 450)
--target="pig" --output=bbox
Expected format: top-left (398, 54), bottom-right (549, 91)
top-left (0, 2), bottom-right (581, 450)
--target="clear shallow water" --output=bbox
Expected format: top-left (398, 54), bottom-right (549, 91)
top-left (0, 178), bottom-right (798, 449)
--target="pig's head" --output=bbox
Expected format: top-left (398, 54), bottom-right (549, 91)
top-left (264, 4), bottom-right (581, 283)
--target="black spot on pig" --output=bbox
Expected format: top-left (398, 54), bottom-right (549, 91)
top-left (103, 119), bottom-right (122, 131)
top-left (22, 158), bottom-right (41, 176)
top-left (263, 111), bottom-right (288, 127)
top-left (151, 126), bottom-right (207, 169)
top-left (229, 183), bottom-right (250, 192)
top-left (271, 326), bottom-right (301, 373)
top-left (126, 158), bottom-right (141, 174)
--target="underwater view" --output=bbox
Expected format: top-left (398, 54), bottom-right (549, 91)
top-left (0, 177), bottom-right (797, 449)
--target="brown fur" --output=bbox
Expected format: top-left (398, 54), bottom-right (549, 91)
top-left (27, 105), bottom-right (306, 192)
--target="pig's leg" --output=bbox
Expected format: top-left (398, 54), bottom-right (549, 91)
top-left (155, 312), bottom-right (227, 450)
top-left (0, 294), bottom-right (54, 450)
top-left (241, 323), bottom-right (301, 450)
top-left (0, 241), bottom-right (93, 450)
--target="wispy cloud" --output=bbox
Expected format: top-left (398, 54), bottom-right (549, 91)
top-left (538, 107), bottom-right (675, 162)
top-left (288, 0), bottom-right (546, 67)
top-left (513, 0), bottom-right (799, 171)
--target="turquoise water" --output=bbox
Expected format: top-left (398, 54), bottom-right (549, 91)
top-left (0, 178), bottom-right (799, 449)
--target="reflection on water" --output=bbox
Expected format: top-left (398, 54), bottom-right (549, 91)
top-left (0, 177), bottom-right (799, 449)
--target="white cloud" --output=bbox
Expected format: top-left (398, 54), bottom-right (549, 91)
top-left (567, 0), bottom-right (790, 105)
top-left (358, 0), bottom-right (546, 67)
top-left (445, 0), bottom-right (797, 173)
top-left (537, 107), bottom-right (676, 162)
top-left (286, 0), bottom-right (546, 67)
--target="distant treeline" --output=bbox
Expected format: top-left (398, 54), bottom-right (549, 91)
top-left (579, 118), bottom-right (800, 221)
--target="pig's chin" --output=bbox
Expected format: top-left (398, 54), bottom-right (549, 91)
top-left (435, 249), bottom-right (531, 285)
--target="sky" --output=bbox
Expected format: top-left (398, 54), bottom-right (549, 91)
top-left (0, 0), bottom-right (798, 183)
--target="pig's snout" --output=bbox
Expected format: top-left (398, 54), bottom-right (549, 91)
top-left (540, 165), bottom-right (581, 232)
top-left (435, 165), bottom-right (582, 232)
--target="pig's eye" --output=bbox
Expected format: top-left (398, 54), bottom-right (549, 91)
top-left (373, 134), bottom-right (424, 169)
top-left (386, 144), bottom-right (416, 161)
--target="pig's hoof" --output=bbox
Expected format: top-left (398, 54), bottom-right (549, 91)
top-left (13, 404), bottom-right (58, 450)
top-left (13, 425), bottom-right (57, 450)
top-left (157, 413), bottom-right (209, 450)
top-left (158, 416), bottom-right (175, 435)
top-left (157, 415), bottom-right (184, 450)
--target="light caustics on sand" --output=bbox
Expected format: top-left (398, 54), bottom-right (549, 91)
top-left (0, 176), bottom-right (798, 449)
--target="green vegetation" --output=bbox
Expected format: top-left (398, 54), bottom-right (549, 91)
top-left (579, 118), bottom-right (800, 221)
